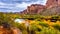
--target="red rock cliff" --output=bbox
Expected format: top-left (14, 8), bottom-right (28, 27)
top-left (46, 0), bottom-right (58, 9)
top-left (20, 4), bottom-right (46, 14)
top-left (58, 0), bottom-right (60, 6)
top-left (20, 0), bottom-right (60, 14)
top-left (26, 4), bottom-right (46, 14)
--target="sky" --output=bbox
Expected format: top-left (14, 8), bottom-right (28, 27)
top-left (0, 0), bottom-right (47, 12)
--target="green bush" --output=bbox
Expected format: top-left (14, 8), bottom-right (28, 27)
top-left (52, 24), bottom-right (60, 31)
top-left (39, 22), bottom-right (49, 27)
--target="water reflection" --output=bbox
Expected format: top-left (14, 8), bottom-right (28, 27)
top-left (14, 19), bottom-right (25, 24)
top-left (14, 19), bottom-right (29, 27)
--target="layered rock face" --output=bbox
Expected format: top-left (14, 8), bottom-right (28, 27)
top-left (26, 4), bottom-right (46, 14)
top-left (46, 0), bottom-right (58, 9)
top-left (20, 4), bottom-right (46, 14)
top-left (20, 0), bottom-right (60, 14)
top-left (40, 0), bottom-right (60, 16)
top-left (40, 6), bottom-right (60, 16)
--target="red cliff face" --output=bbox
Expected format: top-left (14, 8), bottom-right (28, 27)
top-left (46, 0), bottom-right (58, 9)
top-left (58, 0), bottom-right (60, 6)
top-left (20, 4), bottom-right (46, 14)
top-left (20, 0), bottom-right (60, 14)
top-left (26, 4), bottom-right (46, 14)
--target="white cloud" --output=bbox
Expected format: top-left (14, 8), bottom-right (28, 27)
top-left (15, 2), bottom-right (31, 9)
top-left (15, 0), bottom-right (47, 10)
top-left (0, 2), bottom-right (5, 5)
top-left (16, 0), bottom-right (47, 8)
top-left (0, 0), bottom-right (47, 12)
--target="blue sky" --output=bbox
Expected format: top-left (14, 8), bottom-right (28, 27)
top-left (0, 0), bottom-right (47, 12)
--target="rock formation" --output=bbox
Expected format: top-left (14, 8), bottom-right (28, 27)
top-left (40, 6), bottom-right (60, 16)
top-left (20, 0), bottom-right (60, 14)
top-left (58, 0), bottom-right (60, 6)
top-left (0, 26), bottom-right (22, 34)
top-left (46, 0), bottom-right (57, 8)
top-left (20, 4), bottom-right (46, 14)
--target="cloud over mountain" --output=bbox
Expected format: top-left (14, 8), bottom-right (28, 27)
top-left (0, 0), bottom-right (47, 12)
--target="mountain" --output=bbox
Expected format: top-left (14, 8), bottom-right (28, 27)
top-left (20, 0), bottom-right (60, 15)
top-left (40, 6), bottom-right (60, 16)
top-left (20, 4), bottom-right (46, 14)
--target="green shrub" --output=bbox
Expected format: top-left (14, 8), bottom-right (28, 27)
top-left (52, 24), bottom-right (60, 31)
top-left (39, 22), bottom-right (49, 27)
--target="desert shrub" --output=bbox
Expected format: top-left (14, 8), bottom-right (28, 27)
top-left (39, 27), bottom-right (60, 34)
top-left (29, 22), bottom-right (42, 34)
top-left (52, 24), bottom-right (60, 31)
top-left (39, 22), bottom-right (49, 27)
